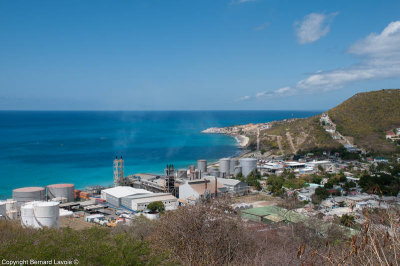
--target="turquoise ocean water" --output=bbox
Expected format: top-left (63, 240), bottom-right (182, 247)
top-left (0, 111), bottom-right (320, 198)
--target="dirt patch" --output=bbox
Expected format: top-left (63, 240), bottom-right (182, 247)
top-left (60, 217), bottom-right (95, 230)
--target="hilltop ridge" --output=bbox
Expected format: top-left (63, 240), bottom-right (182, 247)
top-left (256, 89), bottom-right (400, 156)
top-left (210, 89), bottom-right (400, 156)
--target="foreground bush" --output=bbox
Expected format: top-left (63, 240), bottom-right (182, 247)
top-left (0, 220), bottom-right (165, 266)
top-left (1, 201), bottom-right (399, 266)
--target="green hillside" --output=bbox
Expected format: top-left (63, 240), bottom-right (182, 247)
top-left (257, 116), bottom-right (341, 155)
top-left (255, 89), bottom-right (400, 155)
top-left (328, 89), bottom-right (400, 154)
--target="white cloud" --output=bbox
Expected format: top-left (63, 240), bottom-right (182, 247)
top-left (297, 20), bottom-right (400, 91)
top-left (255, 87), bottom-right (296, 99)
top-left (295, 12), bottom-right (337, 44)
top-left (242, 20), bottom-right (400, 101)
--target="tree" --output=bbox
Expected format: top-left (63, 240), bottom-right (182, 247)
top-left (340, 214), bottom-right (355, 228)
top-left (311, 175), bottom-right (323, 184)
top-left (147, 201), bottom-right (165, 213)
top-left (267, 175), bottom-right (285, 195)
top-left (314, 187), bottom-right (329, 201)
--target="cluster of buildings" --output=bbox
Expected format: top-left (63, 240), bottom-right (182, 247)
top-left (2, 155), bottom-right (256, 229)
top-left (113, 156), bottom-right (251, 205)
top-left (386, 128), bottom-right (400, 141)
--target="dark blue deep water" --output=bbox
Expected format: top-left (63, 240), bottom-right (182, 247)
top-left (0, 111), bottom-right (320, 198)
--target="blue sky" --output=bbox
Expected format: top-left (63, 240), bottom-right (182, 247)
top-left (1, 0), bottom-right (400, 110)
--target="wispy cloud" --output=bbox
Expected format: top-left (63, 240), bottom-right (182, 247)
top-left (254, 22), bottom-right (270, 31)
top-left (236, 95), bottom-right (251, 102)
top-left (243, 21), bottom-right (400, 100)
top-left (231, 0), bottom-right (257, 5)
top-left (295, 12), bottom-right (338, 44)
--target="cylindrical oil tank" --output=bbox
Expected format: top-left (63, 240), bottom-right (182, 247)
top-left (21, 203), bottom-right (35, 228)
top-left (234, 166), bottom-right (242, 177)
top-left (47, 184), bottom-right (74, 202)
top-left (0, 202), bottom-right (6, 217)
top-left (240, 158), bottom-right (257, 177)
top-left (219, 158), bottom-right (231, 177)
top-left (197, 159), bottom-right (207, 173)
top-left (6, 199), bottom-right (17, 212)
top-left (7, 210), bottom-right (17, 220)
top-left (209, 167), bottom-right (220, 178)
top-left (34, 201), bottom-right (60, 228)
top-left (13, 187), bottom-right (46, 208)
top-left (230, 159), bottom-right (238, 175)
top-left (21, 201), bottom-right (60, 229)
top-left (177, 169), bottom-right (187, 179)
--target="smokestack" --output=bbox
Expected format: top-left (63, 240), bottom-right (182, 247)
top-left (214, 176), bottom-right (217, 197)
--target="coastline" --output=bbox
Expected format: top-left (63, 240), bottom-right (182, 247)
top-left (234, 135), bottom-right (249, 148)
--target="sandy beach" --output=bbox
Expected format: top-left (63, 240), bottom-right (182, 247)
top-left (235, 135), bottom-right (249, 147)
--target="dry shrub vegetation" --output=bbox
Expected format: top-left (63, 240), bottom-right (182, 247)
top-left (0, 198), bottom-right (399, 265)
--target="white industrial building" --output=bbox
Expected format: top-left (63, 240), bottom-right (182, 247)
top-left (179, 179), bottom-right (227, 204)
top-left (101, 186), bottom-right (152, 207)
top-left (204, 176), bottom-right (248, 196)
top-left (121, 193), bottom-right (178, 211)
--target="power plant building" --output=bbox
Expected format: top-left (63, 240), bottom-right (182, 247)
top-left (101, 186), bottom-right (153, 207)
top-left (179, 179), bottom-right (227, 204)
top-left (121, 193), bottom-right (178, 211)
top-left (204, 176), bottom-right (249, 196)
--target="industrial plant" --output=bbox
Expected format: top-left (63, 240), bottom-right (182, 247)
top-left (1, 155), bottom-right (257, 229)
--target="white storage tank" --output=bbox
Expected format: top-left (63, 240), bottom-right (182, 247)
top-left (21, 203), bottom-right (35, 227)
top-left (143, 212), bottom-right (159, 220)
top-left (197, 159), bottom-right (207, 173)
top-left (6, 199), bottom-right (17, 212)
top-left (240, 158), bottom-right (257, 177)
top-left (7, 210), bottom-right (18, 220)
top-left (219, 158), bottom-right (231, 177)
top-left (47, 184), bottom-right (74, 202)
top-left (0, 202), bottom-right (6, 218)
top-left (21, 201), bottom-right (60, 229)
top-left (13, 187), bottom-right (46, 208)
top-left (230, 159), bottom-right (238, 175)
top-left (5, 199), bottom-right (17, 219)
top-left (234, 166), bottom-right (242, 177)
top-left (209, 167), bottom-right (220, 178)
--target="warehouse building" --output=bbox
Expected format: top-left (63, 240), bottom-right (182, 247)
top-left (101, 186), bottom-right (152, 207)
top-left (179, 179), bottom-right (227, 204)
top-left (121, 193), bottom-right (178, 211)
top-left (205, 176), bottom-right (248, 196)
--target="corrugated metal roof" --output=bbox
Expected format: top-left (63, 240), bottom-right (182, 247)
top-left (129, 194), bottom-right (177, 204)
top-left (102, 186), bottom-right (152, 198)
